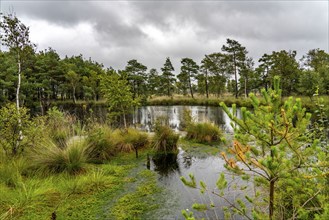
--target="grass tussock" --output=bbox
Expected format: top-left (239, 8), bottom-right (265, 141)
top-left (46, 107), bottom-right (76, 149)
top-left (185, 122), bottom-right (223, 144)
top-left (113, 128), bottom-right (149, 153)
top-left (86, 126), bottom-right (149, 162)
top-left (29, 140), bottom-right (87, 175)
top-left (181, 108), bottom-right (223, 144)
top-left (85, 125), bottom-right (117, 163)
top-left (152, 120), bottom-right (179, 154)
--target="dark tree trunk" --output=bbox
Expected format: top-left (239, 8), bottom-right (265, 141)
top-left (269, 179), bottom-right (275, 220)
top-left (135, 148), bottom-right (138, 158)
top-left (205, 70), bottom-right (209, 99)
top-left (188, 73), bottom-right (194, 98)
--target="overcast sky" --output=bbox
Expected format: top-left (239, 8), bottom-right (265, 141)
top-left (1, 0), bottom-right (328, 71)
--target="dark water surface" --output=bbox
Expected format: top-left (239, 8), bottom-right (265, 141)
top-left (147, 148), bottom-right (250, 220)
top-left (133, 106), bottom-right (246, 219)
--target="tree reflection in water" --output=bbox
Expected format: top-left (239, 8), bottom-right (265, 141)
top-left (151, 153), bottom-right (180, 177)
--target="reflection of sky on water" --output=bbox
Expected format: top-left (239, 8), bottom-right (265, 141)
top-left (132, 106), bottom-right (241, 133)
top-left (148, 148), bottom-right (251, 220)
top-left (132, 106), bottom-right (247, 219)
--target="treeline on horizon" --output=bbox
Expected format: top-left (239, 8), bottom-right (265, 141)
top-left (1, 16), bottom-right (328, 112)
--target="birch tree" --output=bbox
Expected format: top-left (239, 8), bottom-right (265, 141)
top-left (0, 14), bottom-right (35, 153)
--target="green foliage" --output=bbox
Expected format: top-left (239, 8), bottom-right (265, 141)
top-left (200, 53), bottom-right (227, 97)
top-left (222, 38), bottom-right (249, 98)
top-left (258, 50), bottom-right (300, 95)
top-left (85, 125), bottom-right (116, 163)
top-left (181, 209), bottom-right (196, 220)
top-left (219, 76), bottom-right (326, 219)
top-left (29, 140), bottom-right (87, 175)
top-left (298, 70), bottom-right (323, 98)
top-left (216, 173), bottom-right (227, 192)
top-left (160, 57), bottom-right (176, 96)
top-left (46, 107), bottom-right (74, 148)
top-left (152, 119), bottom-right (179, 154)
top-left (86, 125), bottom-right (149, 162)
top-left (0, 103), bottom-right (32, 156)
top-left (192, 203), bottom-right (208, 212)
top-left (178, 58), bottom-right (199, 98)
top-left (101, 72), bottom-right (139, 128)
top-left (180, 173), bottom-right (197, 188)
top-left (311, 88), bottom-right (329, 146)
top-left (124, 59), bottom-right (148, 100)
top-left (0, 157), bottom-right (27, 188)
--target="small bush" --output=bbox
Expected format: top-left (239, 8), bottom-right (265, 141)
top-left (29, 141), bottom-right (87, 175)
top-left (185, 122), bottom-right (222, 144)
top-left (85, 125), bottom-right (117, 163)
top-left (152, 122), bottom-right (179, 154)
top-left (0, 103), bottom-right (32, 156)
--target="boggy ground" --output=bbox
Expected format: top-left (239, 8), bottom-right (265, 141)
top-left (0, 139), bottom-right (224, 220)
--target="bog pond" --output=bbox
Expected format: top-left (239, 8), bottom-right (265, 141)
top-left (132, 106), bottom-right (246, 219)
top-left (67, 105), bottom-right (247, 219)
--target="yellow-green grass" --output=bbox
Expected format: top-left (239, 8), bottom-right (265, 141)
top-left (0, 150), bottom-right (161, 220)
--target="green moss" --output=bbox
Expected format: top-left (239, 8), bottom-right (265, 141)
top-left (179, 139), bottom-right (223, 157)
top-left (111, 169), bottom-right (161, 220)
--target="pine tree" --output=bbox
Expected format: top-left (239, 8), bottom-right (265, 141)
top-left (161, 57), bottom-right (175, 96)
top-left (220, 76), bottom-right (319, 219)
top-left (182, 76), bottom-right (327, 220)
top-left (221, 39), bottom-right (248, 98)
top-left (178, 58), bottom-right (199, 98)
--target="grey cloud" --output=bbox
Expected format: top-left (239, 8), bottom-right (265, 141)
top-left (1, 0), bottom-right (327, 70)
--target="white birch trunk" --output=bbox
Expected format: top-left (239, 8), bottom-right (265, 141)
top-left (15, 53), bottom-right (23, 154)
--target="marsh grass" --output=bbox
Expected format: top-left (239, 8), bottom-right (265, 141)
top-left (152, 123), bottom-right (179, 154)
top-left (29, 140), bottom-right (87, 175)
top-left (0, 177), bottom-right (56, 220)
top-left (86, 125), bottom-right (149, 162)
top-left (46, 107), bottom-right (76, 149)
top-left (185, 122), bottom-right (223, 144)
top-left (0, 108), bottom-right (160, 220)
top-left (147, 95), bottom-right (254, 107)
top-left (113, 128), bottom-right (149, 153)
top-left (85, 125), bottom-right (116, 163)
top-left (0, 158), bottom-right (28, 188)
